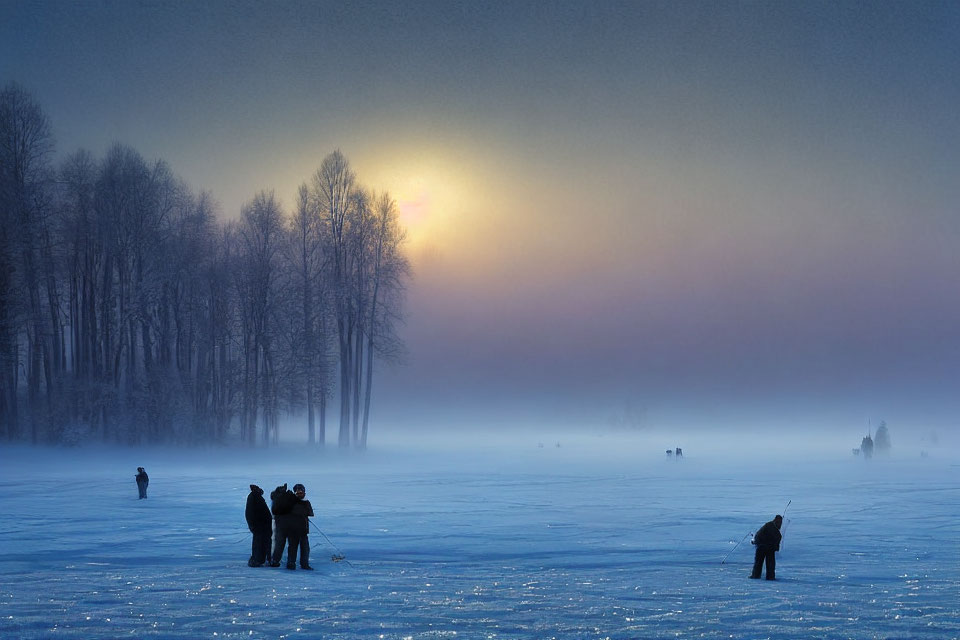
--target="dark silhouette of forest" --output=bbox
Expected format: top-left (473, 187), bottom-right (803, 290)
top-left (0, 82), bottom-right (409, 448)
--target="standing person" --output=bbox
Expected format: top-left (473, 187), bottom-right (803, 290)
top-left (750, 514), bottom-right (783, 580)
top-left (270, 484), bottom-right (295, 567)
top-left (245, 485), bottom-right (273, 567)
top-left (287, 484), bottom-right (315, 570)
top-left (135, 467), bottom-right (149, 499)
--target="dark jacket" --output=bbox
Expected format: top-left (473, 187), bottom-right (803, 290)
top-left (245, 485), bottom-right (272, 532)
top-left (271, 485), bottom-right (302, 534)
top-left (289, 498), bottom-right (314, 536)
top-left (136, 469), bottom-right (149, 486)
top-left (271, 486), bottom-right (295, 516)
top-left (753, 519), bottom-right (782, 551)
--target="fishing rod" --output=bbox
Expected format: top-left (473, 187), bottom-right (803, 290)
top-left (780, 517), bottom-right (791, 551)
top-left (780, 500), bottom-right (792, 550)
top-left (722, 500), bottom-right (791, 565)
top-left (721, 531), bottom-right (752, 564)
top-left (309, 519), bottom-right (354, 567)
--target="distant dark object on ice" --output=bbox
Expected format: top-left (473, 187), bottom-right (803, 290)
top-left (666, 447), bottom-right (683, 458)
top-left (135, 467), bottom-right (149, 499)
top-left (874, 422), bottom-right (891, 453)
top-left (854, 421), bottom-right (891, 459)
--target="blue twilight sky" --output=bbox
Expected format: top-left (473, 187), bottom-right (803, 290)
top-left (2, 1), bottom-right (958, 436)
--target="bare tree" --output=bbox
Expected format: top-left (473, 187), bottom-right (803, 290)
top-left (348, 187), bottom-right (372, 445)
top-left (93, 144), bottom-right (179, 442)
top-left (359, 190), bottom-right (410, 448)
top-left (207, 220), bottom-right (239, 442)
top-left (1, 87), bottom-right (410, 449)
top-left (283, 183), bottom-right (338, 445)
top-left (236, 191), bottom-right (284, 446)
top-left (310, 150), bottom-right (357, 447)
top-left (57, 149), bottom-right (99, 434)
top-left (0, 82), bottom-right (55, 442)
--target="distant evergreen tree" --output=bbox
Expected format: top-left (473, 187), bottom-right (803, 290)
top-left (874, 422), bottom-right (891, 453)
top-left (860, 435), bottom-right (874, 459)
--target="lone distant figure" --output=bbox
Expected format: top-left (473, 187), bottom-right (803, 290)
top-left (750, 514), bottom-right (783, 580)
top-left (135, 467), bottom-right (149, 499)
top-left (245, 484), bottom-right (273, 567)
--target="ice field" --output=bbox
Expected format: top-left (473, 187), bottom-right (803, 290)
top-left (0, 435), bottom-right (957, 639)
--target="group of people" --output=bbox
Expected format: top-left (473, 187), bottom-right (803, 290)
top-left (139, 465), bottom-right (785, 580)
top-left (245, 482), bottom-right (315, 570)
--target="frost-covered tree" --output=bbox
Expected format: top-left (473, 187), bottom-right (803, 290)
top-left (1, 87), bottom-right (409, 448)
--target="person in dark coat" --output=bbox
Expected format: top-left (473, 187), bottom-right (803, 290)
top-left (135, 467), bottom-right (149, 499)
top-left (245, 484), bottom-right (273, 567)
top-left (285, 483), bottom-right (315, 570)
top-left (270, 484), bottom-right (296, 567)
top-left (750, 514), bottom-right (783, 580)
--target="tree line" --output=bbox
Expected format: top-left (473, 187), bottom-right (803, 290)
top-left (0, 82), bottom-right (409, 447)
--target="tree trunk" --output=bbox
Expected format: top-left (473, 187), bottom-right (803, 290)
top-left (352, 327), bottom-right (362, 445)
top-left (337, 318), bottom-right (351, 447)
top-left (318, 394), bottom-right (326, 446)
top-left (361, 334), bottom-right (374, 449)
top-left (307, 386), bottom-right (315, 444)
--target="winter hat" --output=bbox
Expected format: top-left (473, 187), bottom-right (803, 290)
top-left (250, 484), bottom-right (262, 493)
top-left (292, 483), bottom-right (305, 493)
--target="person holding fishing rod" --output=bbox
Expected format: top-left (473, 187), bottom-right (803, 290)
top-left (749, 514), bottom-right (783, 580)
top-left (270, 483), bottom-right (315, 570)
top-left (287, 483), bottom-right (315, 570)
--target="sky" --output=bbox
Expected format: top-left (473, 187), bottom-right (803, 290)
top-left (2, 1), bottom-right (958, 439)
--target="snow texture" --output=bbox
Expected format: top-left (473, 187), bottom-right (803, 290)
top-left (0, 439), bottom-right (957, 639)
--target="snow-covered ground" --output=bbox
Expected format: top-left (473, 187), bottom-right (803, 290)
top-left (1, 435), bottom-right (957, 639)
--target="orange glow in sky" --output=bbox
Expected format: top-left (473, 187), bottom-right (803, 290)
top-left (398, 190), bottom-right (430, 227)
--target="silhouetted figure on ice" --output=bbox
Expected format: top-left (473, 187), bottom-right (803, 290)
top-left (135, 467), bottom-right (149, 499)
top-left (245, 484), bottom-right (272, 567)
top-left (750, 514), bottom-right (783, 580)
top-left (270, 484), bottom-right (295, 567)
top-left (285, 484), bottom-right (315, 570)
top-left (675, 447), bottom-right (682, 458)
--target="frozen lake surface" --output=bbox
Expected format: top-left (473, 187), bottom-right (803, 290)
top-left (0, 437), bottom-right (957, 639)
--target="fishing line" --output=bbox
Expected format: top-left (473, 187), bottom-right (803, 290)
top-left (309, 519), bottom-right (354, 567)
top-left (721, 531), bottom-right (752, 564)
